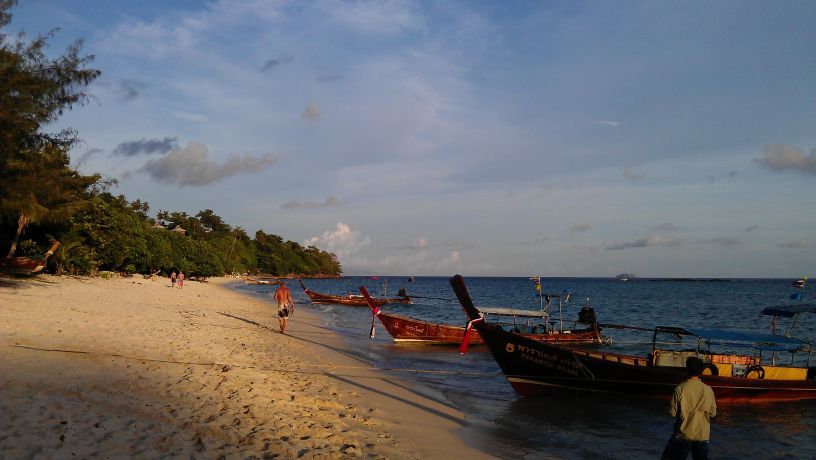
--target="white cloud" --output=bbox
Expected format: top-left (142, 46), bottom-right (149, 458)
top-left (304, 222), bottom-right (371, 258)
top-left (595, 120), bottom-right (620, 127)
top-left (755, 145), bottom-right (816, 176)
top-left (445, 250), bottom-right (461, 265)
top-left (140, 142), bottom-right (277, 186)
top-left (344, 248), bottom-right (464, 275)
top-left (98, 0), bottom-right (285, 58)
top-left (324, 0), bottom-right (421, 34)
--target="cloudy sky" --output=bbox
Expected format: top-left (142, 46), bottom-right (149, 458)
top-left (8, 0), bottom-right (816, 277)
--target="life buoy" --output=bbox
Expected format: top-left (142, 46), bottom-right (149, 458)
top-left (744, 365), bottom-right (765, 379)
top-left (531, 324), bottom-right (547, 334)
top-left (701, 363), bottom-right (719, 376)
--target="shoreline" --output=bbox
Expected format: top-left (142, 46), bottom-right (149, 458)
top-left (0, 275), bottom-right (490, 459)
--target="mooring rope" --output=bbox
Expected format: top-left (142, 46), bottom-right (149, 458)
top-left (7, 344), bottom-right (501, 378)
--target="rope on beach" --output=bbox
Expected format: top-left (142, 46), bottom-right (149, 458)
top-left (7, 344), bottom-right (502, 378)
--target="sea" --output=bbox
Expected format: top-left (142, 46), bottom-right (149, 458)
top-left (234, 276), bottom-right (816, 459)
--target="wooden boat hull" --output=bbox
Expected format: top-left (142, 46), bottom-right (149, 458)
top-left (376, 311), bottom-right (603, 345)
top-left (300, 280), bottom-right (411, 307)
top-left (0, 242), bottom-right (60, 276)
top-left (0, 256), bottom-right (47, 275)
top-left (451, 275), bottom-right (816, 403)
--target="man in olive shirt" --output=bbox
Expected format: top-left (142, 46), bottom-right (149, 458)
top-left (661, 357), bottom-right (717, 460)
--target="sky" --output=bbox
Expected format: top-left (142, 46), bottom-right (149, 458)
top-left (6, 0), bottom-right (816, 277)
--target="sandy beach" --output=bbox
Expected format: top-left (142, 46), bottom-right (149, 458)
top-left (0, 275), bottom-right (491, 459)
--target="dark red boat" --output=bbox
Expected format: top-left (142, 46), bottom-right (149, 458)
top-left (451, 274), bottom-right (816, 403)
top-left (359, 286), bottom-right (605, 346)
top-left (299, 279), bottom-right (411, 307)
top-left (0, 241), bottom-right (60, 275)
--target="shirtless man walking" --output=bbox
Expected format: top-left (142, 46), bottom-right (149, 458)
top-left (273, 281), bottom-right (295, 334)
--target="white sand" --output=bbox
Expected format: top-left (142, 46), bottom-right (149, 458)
top-left (0, 275), bottom-right (491, 459)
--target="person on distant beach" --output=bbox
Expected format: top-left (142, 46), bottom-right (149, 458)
top-left (177, 271), bottom-right (185, 289)
top-left (273, 281), bottom-right (295, 333)
top-left (171, 271), bottom-right (177, 288)
top-left (661, 357), bottom-right (717, 460)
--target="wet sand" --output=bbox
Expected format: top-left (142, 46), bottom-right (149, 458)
top-left (0, 275), bottom-right (491, 459)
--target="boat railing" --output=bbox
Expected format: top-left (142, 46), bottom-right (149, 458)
top-left (570, 346), bottom-right (813, 380)
top-left (651, 348), bottom-right (813, 380)
top-left (568, 348), bottom-right (648, 367)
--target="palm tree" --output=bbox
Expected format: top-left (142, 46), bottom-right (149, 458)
top-left (1, 145), bottom-right (98, 257)
top-left (54, 239), bottom-right (82, 275)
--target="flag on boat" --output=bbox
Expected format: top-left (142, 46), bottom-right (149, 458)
top-left (531, 276), bottom-right (542, 294)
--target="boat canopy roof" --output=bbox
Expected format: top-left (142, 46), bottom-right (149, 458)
top-left (657, 326), bottom-right (810, 352)
top-left (479, 307), bottom-right (547, 318)
top-left (760, 304), bottom-right (816, 318)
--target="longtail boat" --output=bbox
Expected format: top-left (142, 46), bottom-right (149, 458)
top-left (359, 286), bottom-right (606, 346)
top-left (0, 241), bottom-right (60, 276)
top-left (792, 277), bottom-right (807, 289)
top-left (451, 274), bottom-right (816, 403)
top-left (299, 279), bottom-right (411, 307)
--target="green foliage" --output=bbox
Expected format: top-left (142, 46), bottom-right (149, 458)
top-left (0, 3), bottom-right (343, 278)
top-left (0, 1), bottom-right (100, 155)
top-left (0, 2), bottom-right (101, 257)
top-left (46, 194), bottom-right (340, 278)
top-left (254, 230), bottom-right (341, 276)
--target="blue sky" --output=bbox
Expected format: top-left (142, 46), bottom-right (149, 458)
top-left (7, 0), bottom-right (816, 277)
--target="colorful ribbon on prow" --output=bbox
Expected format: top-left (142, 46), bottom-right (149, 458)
top-left (460, 317), bottom-right (484, 355)
top-left (359, 286), bottom-right (380, 339)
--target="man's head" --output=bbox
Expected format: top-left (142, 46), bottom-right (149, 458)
top-left (280, 282), bottom-right (286, 287)
top-left (686, 356), bottom-right (704, 377)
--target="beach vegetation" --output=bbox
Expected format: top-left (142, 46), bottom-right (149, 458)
top-left (0, 1), bottom-right (101, 257)
top-left (0, 2), bottom-right (342, 278)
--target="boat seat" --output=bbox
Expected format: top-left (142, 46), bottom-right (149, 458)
top-left (653, 349), bottom-right (704, 367)
top-left (711, 363), bottom-right (733, 377)
top-left (762, 366), bottom-right (808, 381)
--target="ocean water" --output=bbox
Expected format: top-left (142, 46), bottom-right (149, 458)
top-left (236, 276), bottom-right (816, 459)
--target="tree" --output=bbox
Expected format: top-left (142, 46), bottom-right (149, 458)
top-left (0, 1), bottom-right (101, 256)
top-left (0, 1), bottom-right (100, 154)
top-left (196, 209), bottom-right (230, 235)
top-left (71, 193), bottom-right (150, 272)
top-left (2, 144), bottom-right (98, 256)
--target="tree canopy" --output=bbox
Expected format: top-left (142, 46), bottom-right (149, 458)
top-left (0, 2), bottom-right (342, 278)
